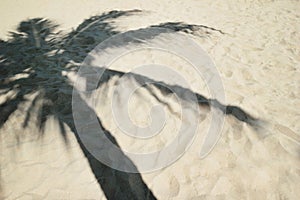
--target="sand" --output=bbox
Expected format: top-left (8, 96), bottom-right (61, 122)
top-left (0, 0), bottom-right (299, 199)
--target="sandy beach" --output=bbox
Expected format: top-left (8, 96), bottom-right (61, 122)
top-left (0, 0), bottom-right (299, 199)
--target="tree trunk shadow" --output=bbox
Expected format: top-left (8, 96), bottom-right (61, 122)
top-left (67, 94), bottom-right (157, 200)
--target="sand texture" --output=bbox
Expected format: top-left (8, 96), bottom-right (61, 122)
top-left (0, 0), bottom-right (299, 199)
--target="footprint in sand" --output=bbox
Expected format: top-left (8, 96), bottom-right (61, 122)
top-left (152, 173), bottom-right (180, 198)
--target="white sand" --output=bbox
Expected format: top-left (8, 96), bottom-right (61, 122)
top-left (0, 0), bottom-right (299, 199)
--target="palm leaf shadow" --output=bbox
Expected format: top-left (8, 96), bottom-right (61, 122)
top-left (0, 10), bottom-right (157, 200)
top-left (0, 9), bottom-right (258, 199)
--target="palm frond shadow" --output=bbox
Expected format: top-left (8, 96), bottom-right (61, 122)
top-left (80, 66), bottom-right (257, 126)
top-left (150, 22), bottom-right (225, 35)
top-left (0, 9), bottom-right (258, 199)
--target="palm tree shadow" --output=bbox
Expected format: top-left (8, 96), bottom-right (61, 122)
top-left (0, 9), bottom-right (259, 199)
top-left (0, 10), bottom-right (157, 200)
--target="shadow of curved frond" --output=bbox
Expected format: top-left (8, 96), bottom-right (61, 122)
top-left (79, 66), bottom-right (258, 127)
top-left (58, 9), bottom-right (143, 64)
top-left (150, 22), bottom-right (225, 35)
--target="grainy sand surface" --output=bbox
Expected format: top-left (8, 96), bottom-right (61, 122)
top-left (0, 0), bottom-right (299, 199)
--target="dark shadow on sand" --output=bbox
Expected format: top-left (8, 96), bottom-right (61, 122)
top-left (0, 10), bottom-right (257, 199)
